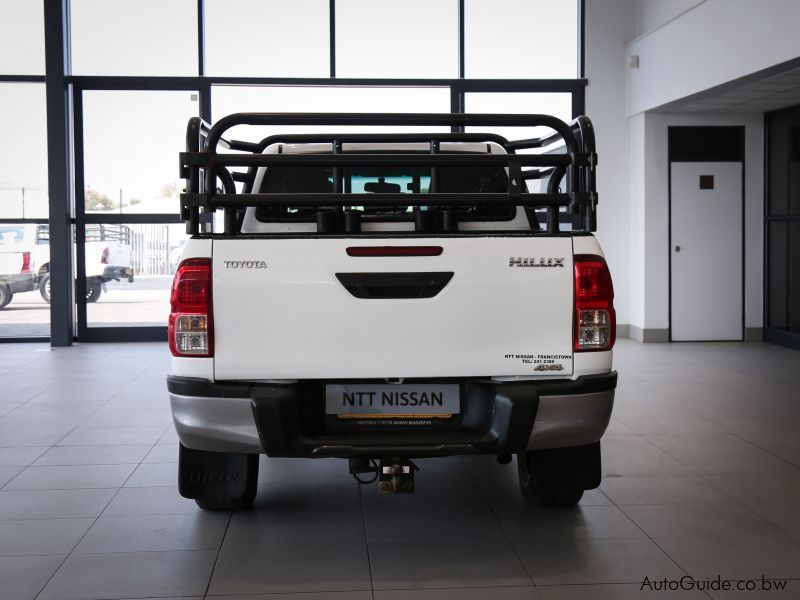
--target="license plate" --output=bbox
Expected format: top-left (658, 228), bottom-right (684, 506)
top-left (325, 384), bottom-right (460, 419)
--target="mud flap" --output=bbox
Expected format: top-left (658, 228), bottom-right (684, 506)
top-left (532, 441), bottom-right (601, 491)
top-left (178, 443), bottom-right (259, 500)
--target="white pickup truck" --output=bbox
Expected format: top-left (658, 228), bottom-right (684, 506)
top-left (169, 113), bottom-right (617, 510)
top-left (0, 227), bottom-right (35, 309)
top-left (0, 223), bottom-right (134, 307)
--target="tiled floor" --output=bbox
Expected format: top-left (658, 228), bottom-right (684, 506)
top-left (0, 340), bottom-right (799, 599)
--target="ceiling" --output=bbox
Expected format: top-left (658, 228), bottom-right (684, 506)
top-left (664, 62), bottom-right (800, 113)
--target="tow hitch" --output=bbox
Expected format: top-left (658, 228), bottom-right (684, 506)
top-left (349, 457), bottom-right (418, 494)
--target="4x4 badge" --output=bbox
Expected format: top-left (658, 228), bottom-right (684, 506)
top-left (509, 257), bottom-right (565, 268)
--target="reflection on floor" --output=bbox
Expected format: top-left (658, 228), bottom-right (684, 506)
top-left (0, 339), bottom-right (799, 599)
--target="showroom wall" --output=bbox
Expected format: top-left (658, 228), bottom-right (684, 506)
top-left (627, 0), bottom-right (800, 114)
top-left (585, 0), bottom-right (787, 340)
top-left (584, 0), bottom-right (637, 333)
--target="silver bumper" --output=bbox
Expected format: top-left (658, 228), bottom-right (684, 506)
top-left (170, 389), bottom-right (614, 454)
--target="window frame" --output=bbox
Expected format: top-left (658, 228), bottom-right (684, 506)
top-left (5, 0), bottom-right (585, 344)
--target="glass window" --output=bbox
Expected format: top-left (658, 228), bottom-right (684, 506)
top-left (205, 0), bottom-right (329, 77)
top-left (212, 85), bottom-right (451, 139)
top-left (0, 0), bottom-right (45, 75)
top-left (464, 92), bottom-right (573, 142)
top-left (0, 222), bottom-right (50, 337)
top-left (0, 83), bottom-right (48, 219)
top-left (84, 222), bottom-right (188, 328)
top-left (70, 0), bottom-right (198, 75)
top-left (335, 0), bottom-right (458, 78)
top-left (82, 90), bottom-right (199, 214)
top-left (465, 0), bottom-right (578, 79)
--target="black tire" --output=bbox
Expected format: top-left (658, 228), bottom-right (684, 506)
top-left (38, 273), bottom-right (51, 303)
top-left (86, 278), bottom-right (102, 303)
top-left (517, 443), bottom-right (602, 507)
top-left (41, 274), bottom-right (102, 304)
top-left (178, 443), bottom-right (259, 511)
top-left (0, 284), bottom-right (11, 309)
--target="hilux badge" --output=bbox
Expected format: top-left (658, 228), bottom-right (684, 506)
top-left (509, 257), bottom-right (565, 268)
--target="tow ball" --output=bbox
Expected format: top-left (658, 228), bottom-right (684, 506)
top-left (349, 457), bottom-right (418, 494)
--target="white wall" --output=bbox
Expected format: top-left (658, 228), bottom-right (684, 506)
top-left (584, 0), bottom-right (637, 328)
top-left (627, 0), bottom-right (800, 114)
top-left (634, 0), bottom-right (704, 37)
top-left (632, 112), bottom-right (764, 333)
top-left (586, 0), bottom-right (768, 338)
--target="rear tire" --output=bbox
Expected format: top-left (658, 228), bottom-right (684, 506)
top-left (178, 443), bottom-right (259, 511)
top-left (38, 273), bottom-right (51, 303)
top-left (86, 278), bottom-right (102, 303)
top-left (0, 284), bottom-right (12, 309)
top-left (517, 442), bottom-right (601, 507)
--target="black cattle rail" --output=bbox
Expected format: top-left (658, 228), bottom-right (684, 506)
top-left (179, 112), bottom-right (598, 236)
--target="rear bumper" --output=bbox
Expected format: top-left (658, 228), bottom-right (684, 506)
top-left (0, 273), bottom-right (36, 294)
top-left (101, 266), bottom-right (133, 281)
top-left (168, 373), bottom-right (616, 457)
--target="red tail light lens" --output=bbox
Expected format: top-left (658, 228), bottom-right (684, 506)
top-left (101, 247), bottom-right (109, 264)
top-left (20, 252), bottom-right (31, 273)
top-left (574, 254), bottom-right (615, 352)
top-left (169, 258), bottom-right (212, 357)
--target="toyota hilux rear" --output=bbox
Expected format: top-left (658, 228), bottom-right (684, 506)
top-left (168, 113), bottom-right (616, 510)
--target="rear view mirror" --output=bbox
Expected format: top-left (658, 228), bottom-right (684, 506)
top-left (364, 177), bottom-right (401, 193)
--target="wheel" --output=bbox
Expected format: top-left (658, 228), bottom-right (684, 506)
top-left (0, 284), bottom-right (11, 309)
top-left (38, 273), bottom-right (51, 303)
top-left (40, 274), bottom-right (102, 304)
top-left (517, 443), bottom-right (601, 507)
top-left (86, 278), bottom-right (102, 303)
top-left (178, 443), bottom-right (259, 511)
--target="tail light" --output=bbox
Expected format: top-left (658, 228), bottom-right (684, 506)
top-left (169, 258), bottom-right (212, 357)
top-left (20, 252), bottom-right (31, 273)
top-left (574, 254), bottom-right (615, 352)
top-left (100, 247), bottom-right (109, 264)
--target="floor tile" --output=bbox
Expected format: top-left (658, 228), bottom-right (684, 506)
top-left (515, 537), bottom-right (685, 585)
top-left (0, 555), bottom-right (65, 600)
top-left (37, 549), bottom-right (217, 600)
top-left (142, 443), bottom-right (178, 463)
top-left (620, 502), bottom-right (781, 539)
top-left (706, 474), bottom-right (800, 507)
top-left (0, 466), bottom-right (23, 488)
top-left (101, 485), bottom-right (198, 516)
top-left (33, 445), bottom-right (152, 466)
top-left (656, 534), bottom-right (800, 580)
top-left (208, 546), bottom-right (371, 595)
top-left (600, 475), bottom-right (734, 505)
top-left (123, 462), bottom-right (176, 487)
top-left (538, 583), bottom-right (707, 599)
top-left (0, 447), bottom-right (48, 467)
top-left (0, 488), bottom-right (116, 520)
top-left (74, 512), bottom-right (228, 553)
top-left (376, 588), bottom-right (541, 600)
top-left (369, 540), bottom-right (531, 590)
top-left (0, 519), bottom-right (94, 557)
top-left (3, 464), bottom-right (136, 491)
top-left (57, 427), bottom-right (166, 446)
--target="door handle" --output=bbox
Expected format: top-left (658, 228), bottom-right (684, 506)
top-left (675, 245), bottom-right (681, 252)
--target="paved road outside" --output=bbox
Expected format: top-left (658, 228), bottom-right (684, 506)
top-left (0, 276), bottom-right (171, 338)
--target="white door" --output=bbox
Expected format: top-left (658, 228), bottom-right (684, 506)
top-left (670, 161), bottom-right (743, 341)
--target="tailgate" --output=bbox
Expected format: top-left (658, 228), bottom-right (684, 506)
top-left (212, 237), bottom-right (574, 380)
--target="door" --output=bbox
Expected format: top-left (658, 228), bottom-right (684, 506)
top-left (670, 162), bottom-right (743, 341)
